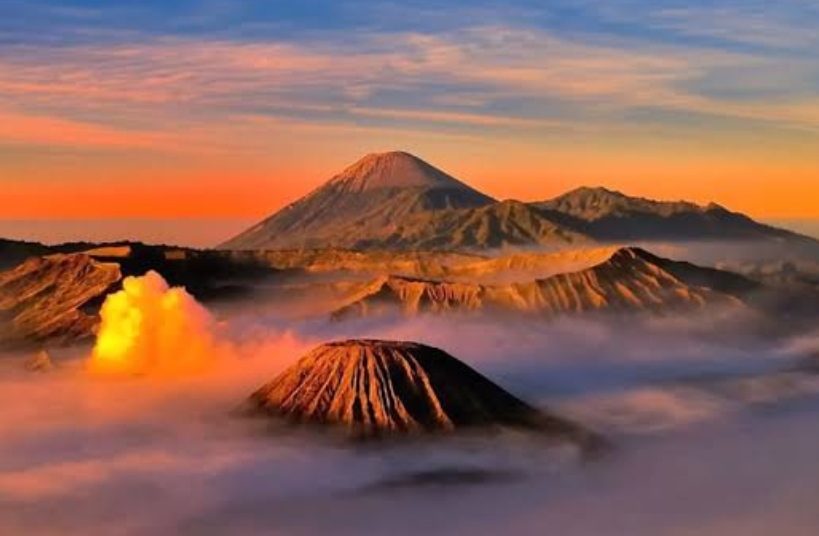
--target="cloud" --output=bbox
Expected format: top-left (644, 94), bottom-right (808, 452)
top-left (1, 306), bottom-right (819, 535)
top-left (1, 21), bottom-right (817, 155)
top-left (1, 0), bottom-right (818, 167)
top-left (648, 4), bottom-right (819, 51)
top-left (562, 0), bottom-right (819, 51)
top-left (89, 271), bottom-right (222, 376)
top-left (345, 105), bottom-right (569, 129)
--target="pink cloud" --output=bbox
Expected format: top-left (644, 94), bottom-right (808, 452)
top-left (0, 28), bottom-right (816, 158)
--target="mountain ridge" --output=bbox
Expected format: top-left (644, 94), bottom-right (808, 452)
top-left (0, 254), bottom-right (122, 348)
top-left (326, 151), bottom-right (485, 194)
top-left (534, 186), bottom-right (810, 243)
top-left (221, 151), bottom-right (496, 250)
top-left (221, 151), bottom-right (818, 252)
top-left (331, 246), bottom-right (758, 321)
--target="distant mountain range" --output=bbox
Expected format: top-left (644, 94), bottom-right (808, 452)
top-left (2, 150), bottom-right (816, 349)
top-left (0, 243), bottom-right (768, 349)
top-left (534, 187), bottom-right (806, 243)
top-left (331, 247), bottom-right (759, 321)
top-left (221, 151), bottom-right (816, 251)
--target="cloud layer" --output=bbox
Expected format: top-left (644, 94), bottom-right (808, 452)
top-left (2, 305), bottom-right (819, 535)
top-left (3, 0), bottom-right (819, 152)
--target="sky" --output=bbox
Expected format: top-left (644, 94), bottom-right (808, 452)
top-left (1, 0), bottom-right (818, 244)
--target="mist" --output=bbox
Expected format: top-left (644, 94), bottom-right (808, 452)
top-left (628, 239), bottom-right (819, 265)
top-left (0, 219), bottom-right (255, 249)
top-left (2, 282), bottom-right (819, 535)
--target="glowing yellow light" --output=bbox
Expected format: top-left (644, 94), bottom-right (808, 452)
top-left (89, 271), bottom-right (217, 376)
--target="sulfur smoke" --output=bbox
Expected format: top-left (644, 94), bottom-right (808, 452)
top-left (89, 271), bottom-right (220, 375)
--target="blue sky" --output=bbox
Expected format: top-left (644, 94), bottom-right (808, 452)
top-left (6, 0), bottom-right (819, 134)
top-left (4, 0), bottom-right (818, 129)
top-left (3, 0), bottom-right (817, 131)
top-left (5, 1), bottom-right (818, 50)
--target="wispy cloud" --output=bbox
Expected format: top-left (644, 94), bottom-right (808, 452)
top-left (648, 5), bottom-right (819, 51)
top-left (0, 13), bottom-right (818, 153)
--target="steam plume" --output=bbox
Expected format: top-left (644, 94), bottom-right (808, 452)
top-left (89, 271), bottom-right (219, 375)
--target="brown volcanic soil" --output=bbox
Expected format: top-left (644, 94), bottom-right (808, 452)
top-left (0, 254), bottom-right (121, 348)
top-left (0, 244), bottom-right (280, 347)
top-left (331, 247), bottom-right (758, 320)
top-left (249, 339), bottom-right (601, 449)
top-left (221, 151), bottom-right (497, 251)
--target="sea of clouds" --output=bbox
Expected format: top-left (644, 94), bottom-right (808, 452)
top-left (2, 272), bottom-right (819, 535)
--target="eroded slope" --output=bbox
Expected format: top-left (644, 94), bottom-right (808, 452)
top-left (0, 254), bottom-right (121, 347)
top-left (249, 339), bottom-right (600, 449)
top-left (332, 247), bottom-right (757, 320)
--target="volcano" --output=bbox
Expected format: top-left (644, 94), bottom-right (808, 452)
top-left (249, 339), bottom-right (601, 449)
top-left (330, 247), bottom-right (759, 321)
top-left (220, 151), bottom-right (496, 250)
top-left (221, 152), bottom-right (819, 252)
top-left (322, 150), bottom-right (488, 195)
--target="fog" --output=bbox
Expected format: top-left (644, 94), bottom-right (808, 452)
top-left (2, 284), bottom-right (819, 535)
top-left (0, 219), bottom-right (255, 249)
top-left (629, 239), bottom-right (819, 265)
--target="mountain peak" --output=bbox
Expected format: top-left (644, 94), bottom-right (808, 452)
top-left (565, 186), bottom-right (624, 196)
top-left (555, 186), bottom-right (635, 203)
top-left (360, 150), bottom-right (416, 161)
top-left (327, 151), bottom-right (477, 194)
top-left (557, 187), bottom-right (729, 215)
top-left (219, 151), bottom-right (496, 250)
top-left (541, 186), bottom-right (701, 221)
top-left (248, 339), bottom-right (599, 446)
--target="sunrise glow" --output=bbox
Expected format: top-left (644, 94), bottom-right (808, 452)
top-left (2, 1), bottom-right (818, 245)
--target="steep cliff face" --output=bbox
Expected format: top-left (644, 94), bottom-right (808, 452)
top-left (332, 276), bottom-right (485, 319)
top-left (0, 254), bottom-right (121, 347)
top-left (331, 247), bottom-right (755, 320)
top-left (249, 340), bottom-right (600, 448)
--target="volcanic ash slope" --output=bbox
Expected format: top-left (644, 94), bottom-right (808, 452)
top-left (331, 247), bottom-right (759, 320)
top-left (0, 254), bottom-right (121, 347)
top-left (249, 339), bottom-right (603, 450)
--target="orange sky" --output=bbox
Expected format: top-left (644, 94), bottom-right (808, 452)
top-left (0, 9), bottom-right (819, 226)
top-left (4, 132), bottom-right (818, 221)
top-left (3, 10), bottom-right (819, 224)
top-left (3, 164), bottom-right (817, 221)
